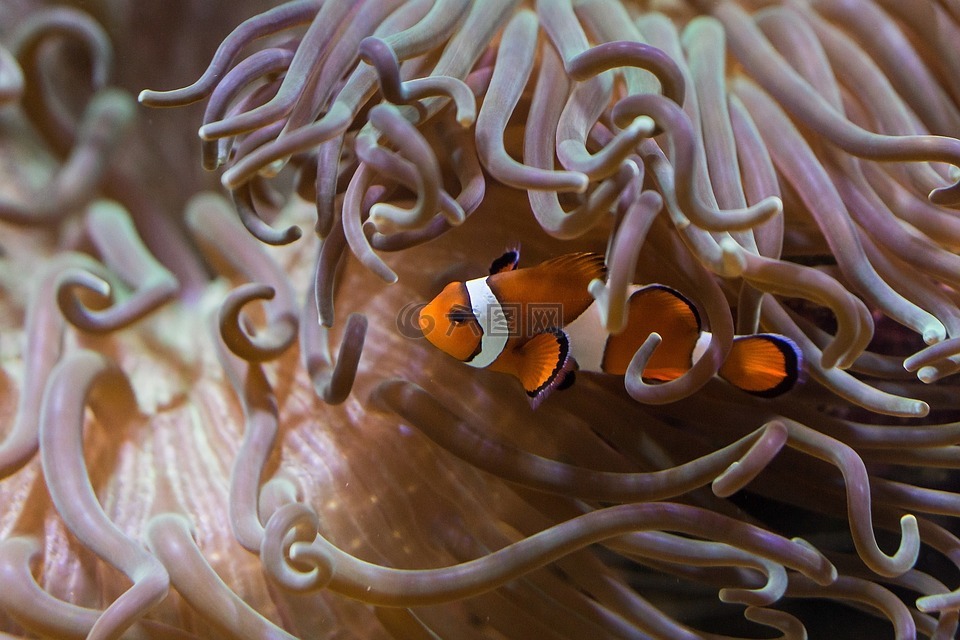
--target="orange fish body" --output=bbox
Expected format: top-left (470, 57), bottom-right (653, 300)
top-left (419, 250), bottom-right (801, 407)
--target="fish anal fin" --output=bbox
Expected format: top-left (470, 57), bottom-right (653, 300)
top-left (516, 329), bottom-right (571, 408)
top-left (490, 247), bottom-right (521, 275)
top-left (719, 334), bottom-right (802, 397)
top-left (602, 285), bottom-right (701, 377)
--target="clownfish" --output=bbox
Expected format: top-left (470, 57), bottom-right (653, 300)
top-left (418, 250), bottom-right (802, 407)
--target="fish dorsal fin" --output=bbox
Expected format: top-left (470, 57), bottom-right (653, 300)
top-left (602, 284), bottom-right (702, 377)
top-left (719, 334), bottom-right (802, 397)
top-left (535, 252), bottom-right (607, 284)
top-left (517, 329), bottom-right (572, 408)
top-left (490, 248), bottom-right (521, 275)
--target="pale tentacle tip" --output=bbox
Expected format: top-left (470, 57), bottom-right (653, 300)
top-left (629, 115), bottom-right (656, 138)
top-left (569, 172), bottom-right (590, 194)
top-left (922, 322), bottom-right (946, 345)
top-left (198, 123), bottom-right (222, 141)
top-left (917, 366), bottom-right (939, 384)
top-left (65, 270), bottom-right (112, 300)
top-left (136, 89), bottom-right (150, 104)
top-left (221, 168), bottom-right (242, 190)
top-left (587, 278), bottom-right (607, 302)
top-left (891, 514), bottom-right (921, 574)
top-left (928, 182), bottom-right (960, 207)
top-left (442, 200), bottom-right (466, 226)
top-left (916, 590), bottom-right (958, 614)
top-left (621, 158), bottom-right (641, 180)
top-left (902, 352), bottom-right (921, 373)
top-left (260, 159), bottom-right (285, 179)
top-left (791, 537), bottom-right (838, 585)
top-left (711, 461), bottom-right (740, 498)
top-left (718, 236), bottom-right (746, 277)
top-left (766, 195), bottom-right (784, 216)
top-left (289, 541), bottom-right (335, 589)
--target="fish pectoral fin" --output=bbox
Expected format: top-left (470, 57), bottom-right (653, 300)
top-left (489, 247), bottom-right (521, 275)
top-left (516, 329), bottom-right (572, 408)
top-left (719, 334), bottom-right (802, 397)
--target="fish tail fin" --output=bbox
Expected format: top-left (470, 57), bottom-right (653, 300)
top-left (517, 329), bottom-right (572, 408)
top-left (719, 334), bottom-right (802, 397)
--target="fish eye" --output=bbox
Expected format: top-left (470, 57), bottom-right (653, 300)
top-left (447, 307), bottom-right (472, 325)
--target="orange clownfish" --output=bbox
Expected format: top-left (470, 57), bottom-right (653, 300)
top-left (418, 250), bottom-right (802, 408)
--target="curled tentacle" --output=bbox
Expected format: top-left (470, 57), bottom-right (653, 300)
top-left (565, 40), bottom-right (686, 105)
top-left (10, 7), bottom-right (113, 152)
top-left (787, 574), bottom-right (916, 639)
top-left (606, 530), bottom-right (790, 607)
top-left (782, 419), bottom-right (920, 577)
top-left (146, 514), bottom-right (299, 639)
top-left (0, 89), bottom-right (135, 226)
top-left (138, 0), bottom-right (322, 107)
top-left (741, 252), bottom-right (873, 370)
top-left (261, 502), bottom-right (334, 592)
top-left (56, 200), bottom-right (179, 334)
top-left (734, 75), bottom-right (947, 345)
top-left (301, 285), bottom-right (367, 404)
top-left (199, 0), bottom-right (358, 141)
top-left (712, 420), bottom-right (789, 498)
top-left (0, 253), bottom-right (98, 479)
top-left (0, 537), bottom-right (199, 640)
top-left (364, 103), bottom-right (454, 232)
top-left (358, 36), bottom-right (476, 127)
top-left (187, 192), bottom-right (299, 359)
top-left (762, 298), bottom-right (928, 417)
top-left (474, 10), bottom-right (588, 193)
top-left (231, 182), bottom-right (302, 246)
top-left (279, 497), bottom-right (833, 606)
top-left (373, 379), bottom-right (790, 503)
top-left (624, 224), bottom-right (734, 404)
top-left (342, 163), bottom-right (399, 283)
top-left (218, 283), bottom-right (298, 362)
top-left (613, 93), bottom-right (782, 231)
top-left (212, 312), bottom-right (279, 552)
top-left (354, 122), bottom-right (464, 231)
top-left (538, 0), bottom-right (656, 182)
top-left (589, 189), bottom-right (662, 333)
top-left (711, 0), bottom-right (960, 206)
top-left (218, 0), bottom-right (472, 189)
top-left (39, 351), bottom-right (170, 640)
top-left (201, 46), bottom-right (295, 170)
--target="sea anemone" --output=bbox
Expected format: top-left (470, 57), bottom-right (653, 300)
top-left (1, 0), bottom-right (960, 638)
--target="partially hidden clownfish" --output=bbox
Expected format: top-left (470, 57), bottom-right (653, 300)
top-left (418, 250), bottom-right (802, 408)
